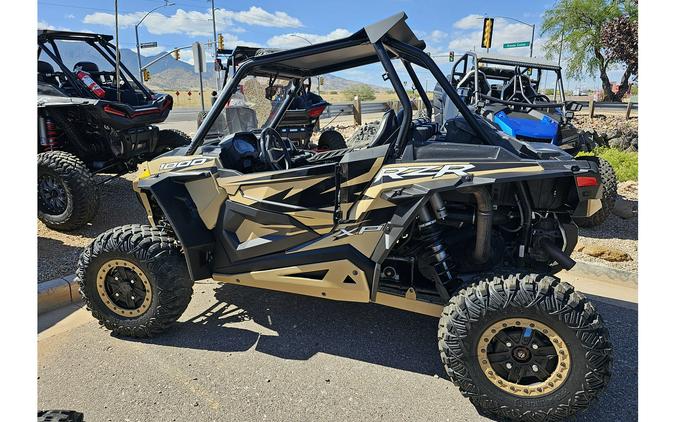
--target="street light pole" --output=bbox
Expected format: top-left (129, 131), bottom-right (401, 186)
top-left (210, 0), bottom-right (220, 90)
top-left (135, 1), bottom-right (174, 81)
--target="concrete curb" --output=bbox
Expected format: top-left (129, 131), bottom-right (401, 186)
top-left (569, 261), bottom-right (638, 285)
top-left (38, 274), bottom-right (81, 314)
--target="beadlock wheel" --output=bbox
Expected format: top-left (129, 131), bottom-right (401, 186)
top-left (96, 259), bottom-right (153, 317)
top-left (477, 317), bottom-right (570, 398)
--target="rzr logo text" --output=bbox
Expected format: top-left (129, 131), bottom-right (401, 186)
top-left (374, 164), bottom-right (475, 183)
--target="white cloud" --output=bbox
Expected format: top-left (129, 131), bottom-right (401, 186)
top-left (266, 29), bottom-right (351, 48)
top-left (136, 45), bottom-right (167, 57)
top-left (453, 14), bottom-right (484, 30)
top-left (38, 20), bottom-right (71, 31)
top-left (83, 6), bottom-right (301, 37)
top-left (221, 6), bottom-right (301, 28)
top-left (428, 30), bottom-right (448, 43)
top-left (65, 14), bottom-right (75, 19)
top-left (448, 16), bottom-right (544, 58)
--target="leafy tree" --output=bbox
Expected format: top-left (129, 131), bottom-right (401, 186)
top-left (343, 84), bottom-right (376, 101)
top-left (541, 0), bottom-right (638, 101)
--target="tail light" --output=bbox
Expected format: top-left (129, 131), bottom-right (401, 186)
top-left (575, 175), bottom-right (599, 187)
top-left (103, 105), bottom-right (127, 117)
top-left (307, 104), bottom-right (326, 118)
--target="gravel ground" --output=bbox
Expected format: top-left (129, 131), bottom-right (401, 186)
top-left (37, 173), bottom-right (146, 282)
top-left (572, 181), bottom-right (638, 273)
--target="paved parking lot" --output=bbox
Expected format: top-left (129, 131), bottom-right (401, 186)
top-left (38, 274), bottom-right (637, 422)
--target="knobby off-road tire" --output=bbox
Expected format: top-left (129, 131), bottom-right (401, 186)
top-left (38, 410), bottom-right (85, 422)
top-left (438, 273), bottom-right (612, 422)
top-left (155, 129), bottom-right (191, 154)
top-left (573, 156), bottom-right (618, 228)
top-left (37, 151), bottom-right (98, 231)
top-left (317, 129), bottom-right (347, 150)
top-left (77, 224), bottom-right (193, 338)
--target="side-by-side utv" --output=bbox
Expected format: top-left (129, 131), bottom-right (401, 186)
top-left (433, 52), bottom-right (617, 227)
top-left (77, 13), bottom-right (611, 421)
top-left (38, 30), bottom-right (190, 231)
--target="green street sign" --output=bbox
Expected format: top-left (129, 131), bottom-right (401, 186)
top-left (503, 41), bottom-right (530, 49)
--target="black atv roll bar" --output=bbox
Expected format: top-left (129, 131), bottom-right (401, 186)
top-left (383, 37), bottom-right (496, 147)
top-left (373, 41), bottom-right (412, 157)
top-left (188, 36), bottom-right (366, 155)
top-left (401, 60), bottom-right (432, 119)
top-left (187, 33), bottom-right (497, 157)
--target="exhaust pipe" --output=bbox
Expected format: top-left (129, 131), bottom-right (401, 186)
top-left (540, 239), bottom-right (576, 270)
top-left (455, 187), bottom-right (493, 264)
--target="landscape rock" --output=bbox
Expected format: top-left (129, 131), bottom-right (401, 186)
top-left (575, 243), bottom-right (633, 262)
top-left (574, 114), bottom-right (638, 151)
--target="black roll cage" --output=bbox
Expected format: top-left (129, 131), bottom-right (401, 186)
top-left (37, 30), bottom-right (153, 102)
top-left (186, 13), bottom-right (495, 159)
top-left (451, 51), bottom-right (568, 113)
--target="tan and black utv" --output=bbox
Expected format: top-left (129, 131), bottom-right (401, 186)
top-left (77, 13), bottom-right (612, 421)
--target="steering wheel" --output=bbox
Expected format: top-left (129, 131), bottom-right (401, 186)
top-left (259, 127), bottom-right (292, 171)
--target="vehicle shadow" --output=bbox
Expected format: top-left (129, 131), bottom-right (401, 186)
top-left (140, 283), bottom-right (445, 376)
top-left (135, 283), bottom-right (637, 420)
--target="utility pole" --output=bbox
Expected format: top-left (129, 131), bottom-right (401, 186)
top-left (135, 1), bottom-right (175, 81)
top-left (210, 0), bottom-right (220, 90)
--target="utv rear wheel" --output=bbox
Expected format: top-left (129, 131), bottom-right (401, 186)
top-left (38, 151), bottom-right (98, 231)
top-left (573, 156), bottom-right (618, 228)
top-left (318, 130), bottom-right (347, 150)
top-left (76, 224), bottom-right (193, 338)
top-left (438, 273), bottom-right (612, 421)
top-left (155, 129), bottom-right (191, 154)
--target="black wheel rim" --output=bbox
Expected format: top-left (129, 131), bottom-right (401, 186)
top-left (477, 318), bottom-right (571, 397)
top-left (38, 174), bottom-right (68, 215)
top-left (487, 326), bottom-right (558, 385)
top-left (104, 266), bottom-right (147, 310)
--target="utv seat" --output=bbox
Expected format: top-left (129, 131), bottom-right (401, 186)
top-left (38, 61), bottom-right (59, 85)
top-left (73, 61), bottom-right (100, 74)
top-left (367, 109), bottom-right (399, 148)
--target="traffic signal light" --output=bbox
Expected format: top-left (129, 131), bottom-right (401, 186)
top-left (218, 33), bottom-right (224, 50)
top-left (172, 49), bottom-right (180, 60)
top-left (481, 18), bottom-right (494, 49)
top-left (448, 51), bottom-right (455, 62)
top-left (142, 69), bottom-right (150, 82)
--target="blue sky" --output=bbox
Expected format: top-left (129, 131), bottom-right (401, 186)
top-left (38, 0), bottom-right (623, 91)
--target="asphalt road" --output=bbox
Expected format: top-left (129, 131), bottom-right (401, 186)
top-left (38, 276), bottom-right (637, 421)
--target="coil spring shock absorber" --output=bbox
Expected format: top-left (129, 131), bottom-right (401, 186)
top-left (417, 194), bottom-right (454, 297)
top-left (39, 116), bottom-right (60, 150)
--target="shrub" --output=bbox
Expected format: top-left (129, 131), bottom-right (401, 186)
top-left (578, 147), bottom-right (638, 182)
top-left (343, 84), bottom-right (376, 101)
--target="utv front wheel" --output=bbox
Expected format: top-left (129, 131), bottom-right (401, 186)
top-left (574, 156), bottom-right (618, 228)
top-left (38, 151), bottom-right (98, 231)
top-left (77, 224), bottom-right (193, 338)
top-left (438, 273), bottom-right (612, 421)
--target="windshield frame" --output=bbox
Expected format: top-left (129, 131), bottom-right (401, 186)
top-left (186, 34), bottom-right (497, 157)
